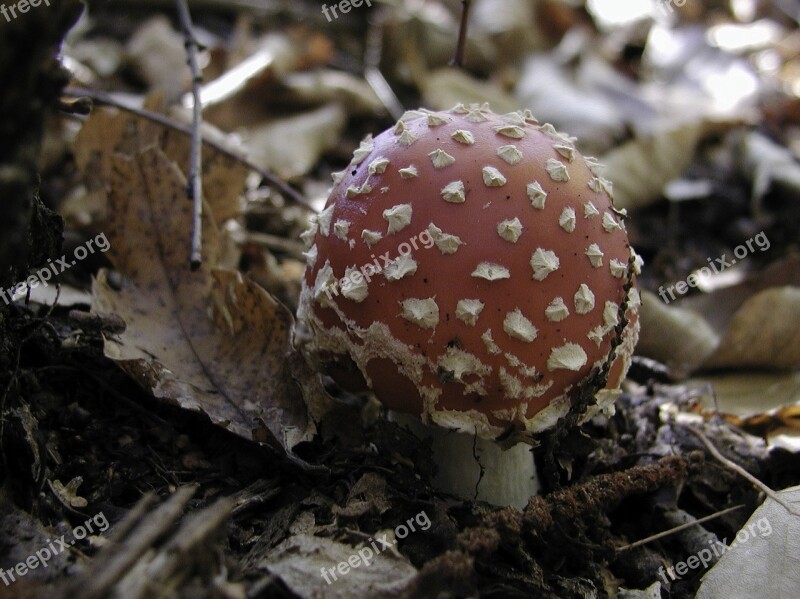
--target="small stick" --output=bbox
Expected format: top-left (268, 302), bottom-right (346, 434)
top-left (62, 87), bottom-right (314, 212)
top-left (364, 15), bottom-right (404, 120)
top-left (176, 0), bottom-right (205, 270)
top-left (687, 425), bottom-right (800, 517)
top-left (617, 504), bottom-right (744, 553)
top-left (451, 0), bottom-right (472, 68)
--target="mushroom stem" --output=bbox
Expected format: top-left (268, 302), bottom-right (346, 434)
top-left (389, 411), bottom-right (540, 509)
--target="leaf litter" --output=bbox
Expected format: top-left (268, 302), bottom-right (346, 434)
top-left (3, 1), bottom-right (800, 598)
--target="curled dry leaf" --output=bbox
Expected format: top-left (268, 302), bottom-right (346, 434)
top-left (600, 122), bottom-right (711, 210)
top-left (91, 147), bottom-right (318, 451)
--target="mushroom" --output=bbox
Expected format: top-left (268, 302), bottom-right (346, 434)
top-left (299, 104), bottom-right (640, 508)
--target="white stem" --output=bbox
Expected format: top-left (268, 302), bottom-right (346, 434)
top-left (389, 412), bottom-right (540, 509)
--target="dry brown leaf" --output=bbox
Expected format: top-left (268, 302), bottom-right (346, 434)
top-left (73, 95), bottom-right (165, 186)
top-left (91, 147), bottom-right (318, 451)
top-left (74, 95), bottom-right (248, 225)
top-left (682, 256), bottom-right (800, 330)
top-left (161, 128), bottom-right (248, 222)
top-left (702, 287), bottom-right (800, 370)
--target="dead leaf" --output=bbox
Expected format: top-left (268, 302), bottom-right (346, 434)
top-left (73, 96), bottom-right (164, 186)
top-left (91, 148), bottom-right (316, 451)
top-left (261, 534), bottom-right (418, 599)
top-left (382, 2), bottom-right (495, 79)
top-left (740, 131), bottom-right (800, 213)
top-left (600, 123), bottom-right (707, 210)
top-left (516, 54), bottom-right (629, 153)
top-left (636, 289), bottom-right (718, 377)
top-left (696, 485), bottom-right (800, 599)
top-left (125, 16), bottom-right (191, 100)
top-left (687, 372), bottom-right (800, 451)
top-left (243, 103), bottom-right (346, 180)
top-left (638, 258), bottom-right (800, 375)
top-left (49, 477), bottom-right (88, 509)
top-left (702, 287), bottom-right (800, 370)
top-left (420, 68), bottom-right (518, 114)
top-left (74, 96), bottom-right (249, 226)
top-left (279, 70), bottom-right (384, 116)
top-left (162, 128), bottom-right (248, 222)
top-left (333, 473), bottom-right (392, 518)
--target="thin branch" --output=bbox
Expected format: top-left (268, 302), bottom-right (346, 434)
top-left (62, 87), bottom-right (314, 212)
top-left (176, 0), bottom-right (205, 270)
top-left (617, 504), bottom-right (744, 553)
top-left (364, 13), bottom-right (404, 120)
top-left (687, 425), bottom-right (800, 517)
top-left (451, 0), bottom-right (472, 68)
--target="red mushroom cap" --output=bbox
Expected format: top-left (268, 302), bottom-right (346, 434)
top-left (299, 104), bottom-right (640, 437)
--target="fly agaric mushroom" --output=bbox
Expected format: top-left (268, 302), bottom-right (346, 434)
top-left (299, 104), bottom-right (641, 508)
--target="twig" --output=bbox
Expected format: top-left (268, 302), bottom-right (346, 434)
top-left (617, 504), bottom-right (744, 553)
top-left (687, 425), bottom-right (800, 517)
top-left (451, 0), bottom-right (472, 68)
top-left (364, 14), bottom-right (404, 120)
top-left (176, 0), bottom-right (205, 270)
top-left (61, 87), bottom-right (314, 212)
